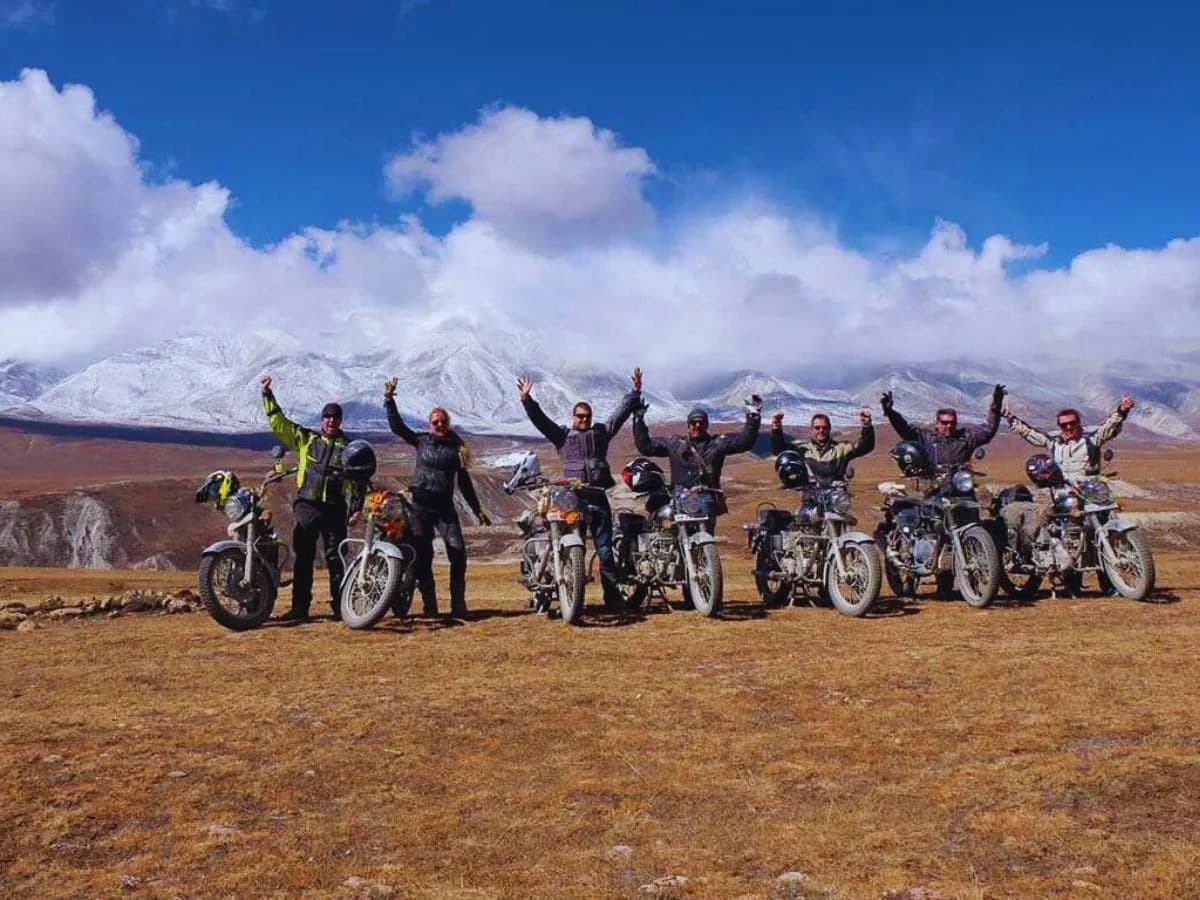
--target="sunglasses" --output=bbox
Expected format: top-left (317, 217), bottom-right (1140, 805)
top-left (937, 419), bottom-right (956, 426)
top-left (1057, 420), bottom-right (1081, 429)
top-left (812, 424), bottom-right (830, 431)
top-left (574, 412), bottom-right (592, 420)
top-left (321, 414), bottom-right (340, 420)
top-left (430, 418), bottom-right (449, 426)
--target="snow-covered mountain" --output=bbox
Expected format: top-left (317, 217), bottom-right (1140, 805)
top-left (3, 324), bottom-right (1199, 441)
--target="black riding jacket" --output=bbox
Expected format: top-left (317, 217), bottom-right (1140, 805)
top-left (385, 399), bottom-right (483, 515)
top-left (632, 410), bottom-right (761, 489)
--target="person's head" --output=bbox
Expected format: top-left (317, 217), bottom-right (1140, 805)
top-left (934, 407), bottom-right (958, 437)
top-left (320, 402), bottom-right (343, 437)
top-left (1056, 408), bottom-right (1083, 439)
top-left (571, 402), bottom-right (594, 431)
top-left (687, 408), bottom-right (710, 439)
top-left (428, 406), bottom-right (452, 438)
top-left (810, 413), bottom-right (832, 443)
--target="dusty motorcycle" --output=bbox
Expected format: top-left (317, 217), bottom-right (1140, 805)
top-left (744, 451), bottom-right (882, 616)
top-left (989, 449), bottom-right (1155, 600)
top-left (504, 452), bottom-right (589, 625)
top-left (195, 445), bottom-right (294, 631)
top-left (609, 458), bottom-right (724, 617)
top-left (874, 443), bottom-right (1001, 608)
top-left (338, 484), bottom-right (418, 629)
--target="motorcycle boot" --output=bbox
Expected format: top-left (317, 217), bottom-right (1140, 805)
top-left (418, 577), bottom-right (438, 616)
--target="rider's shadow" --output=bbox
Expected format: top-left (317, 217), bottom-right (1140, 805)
top-left (718, 601), bottom-right (769, 621)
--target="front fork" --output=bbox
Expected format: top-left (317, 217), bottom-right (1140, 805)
top-left (241, 521), bottom-right (255, 587)
top-left (825, 522), bottom-right (846, 578)
top-left (358, 524), bottom-right (375, 590)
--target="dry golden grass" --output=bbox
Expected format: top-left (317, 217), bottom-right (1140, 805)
top-left (3, 550), bottom-right (1199, 898)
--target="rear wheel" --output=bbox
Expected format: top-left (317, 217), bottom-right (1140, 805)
top-left (558, 545), bottom-right (587, 626)
top-left (198, 547), bottom-right (275, 631)
top-left (755, 547), bottom-right (791, 605)
top-left (826, 541), bottom-right (883, 617)
top-left (958, 525), bottom-right (1001, 608)
top-left (1101, 528), bottom-right (1155, 601)
top-left (341, 550), bottom-right (401, 629)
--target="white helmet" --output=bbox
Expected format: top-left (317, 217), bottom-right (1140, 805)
top-left (503, 452), bottom-right (542, 493)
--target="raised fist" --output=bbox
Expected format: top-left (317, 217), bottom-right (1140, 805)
top-left (746, 393), bottom-right (763, 415)
top-left (1119, 395), bottom-right (1136, 414)
top-left (260, 375), bottom-right (272, 394)
top-left (771, 411), bottom-right (785, 429)
top-left (859, 407), bottom-right (872, 425)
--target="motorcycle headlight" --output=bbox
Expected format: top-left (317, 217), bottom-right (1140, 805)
top-left (1078, 480), bottom-right (1112, 505)
top-left (223, 491), bottom-right (252, 521)
top-left (827, 488), bottom-right (852, 516)
top-left (952, 470), bottom-right (975, 494)
top-left (1052, 488), bottom-right (1081, 514)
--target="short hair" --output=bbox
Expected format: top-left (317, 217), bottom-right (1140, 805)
top-left (572, 401), bottom-right (593, 417)
top-left (810, 414), bottom-right (831, 428)
top-left (1056, 408), bottom-right (1082, 423)
top-left (935, 408), bottom-right (958, 419)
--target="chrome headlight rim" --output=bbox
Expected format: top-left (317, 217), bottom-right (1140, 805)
top-left (951, 470), bottom-right (975, 494)
top-left (826, 487), bottom-right (852, 516)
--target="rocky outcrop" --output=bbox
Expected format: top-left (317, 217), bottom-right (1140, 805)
top-left (0, 494), bottom-right (119, 568)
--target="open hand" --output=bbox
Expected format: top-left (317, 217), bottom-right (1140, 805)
top-left (383, 377), bottom-right (398, 402)
top-left (631, 366), bottom-right (642, 392)
top-left (859, 407), bottom-right (872, 425)
top-left (517, 376), bottom-right (534, 401)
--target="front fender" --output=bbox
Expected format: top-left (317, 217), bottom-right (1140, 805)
top-left (1103, 515), bottom-right (1137, 535)
top-left (558, 533), bottom-right (585, 550)
top-left (201, 539), bottom-right (280, 588)
top-left (688, 531), bottom-right (717, 548)
top-left (836, 530), bottom-right (874, 549)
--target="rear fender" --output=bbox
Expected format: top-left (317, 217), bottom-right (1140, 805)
top-left (688, 530), bottom-right (717, 548)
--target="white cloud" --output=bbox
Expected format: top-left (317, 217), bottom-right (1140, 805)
top-left (386, 106), bottom-right (656, 250)
top-left (1, 69), bottom-right (1198, 384)
top-left (1, 0), bottom-right (53, 28)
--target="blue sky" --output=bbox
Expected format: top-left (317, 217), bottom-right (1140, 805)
top-left (4, 0), bottom-right (1197, 264)
top-left (1, 1), bottom-right (1198, 373)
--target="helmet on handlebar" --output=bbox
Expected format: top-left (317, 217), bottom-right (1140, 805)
top-left (195, 470), bottom-right (240, 507)
top-left (342, 440), bottom-right (377, 482)
top-left (774, 449), bottom-right (810, 489)
top-left (622, 457), bottom-right (665, 494)
top-left (890, 441), bottom-right (929, 477)
top-left (503, 451), bottom-right (542, 493)
top-left (1025, 453), bottom-right (1063, 488)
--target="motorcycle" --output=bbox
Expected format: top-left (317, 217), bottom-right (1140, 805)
top-left (337, 486), bottom-right (417, 629)
top-left (195, 445), bottom-right (294, 631)
top-left (503, 452), bottom-right (589, 625)
top-left (744, 461), bottom-right (883, 616)
top-left (874, 446), bottom-right (1001, 608)
top-left (609, 458), bottom-right (725, 617)
top-left (989, 449), bottom-right (1155, 600)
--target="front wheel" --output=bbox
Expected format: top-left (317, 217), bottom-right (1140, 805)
top-left (826, 541), bottom-right (883, 617)
top-left (1101, 528), bottom-right (1156, 601)
top-left (957, 525), bottom-right (1001, 608)
top-left (558, 545), bottom-right (587, 626)
top-left (1000, 569), bottom-right (1042, 599)
top-left (341, 550), bottom-right (401, 629)
top-left (198, 547), bottom-right (276, 631)
top-left (687, 541), bottom-right (724, 617)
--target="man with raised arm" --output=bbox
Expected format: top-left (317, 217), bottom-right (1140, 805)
top-left (260, 375), bottom-right (354, 622)
top-left (770, 408), bottom-right (875, 482)
top-left (880, 384), bottom-right (1006, 471)
top-left (518, 368), bottom-right (644, 609)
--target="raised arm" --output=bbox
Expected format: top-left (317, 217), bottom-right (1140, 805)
top-left (260, 376), bottom-right (307, 451)
top-left (517, 377), bottom-right (568, 449)
top-left (845, 413), bottom-right (876, 460)
top-left (384, 397), bottom-right (421, 446)
top-left (964, 385), bottom-right (1005, 451)
top-left (716, 401), bottom-right (763, 456)
top-left (769, 411), bottom-right (798, 454)
top-left (881, 391), bottom-right (920, 442)
top-left (1094, 396), bottom-right (1134, 445)
top-left (604, 367), bottom-right (645, 437)
top-left (632, 411), bottom-right (670, 457)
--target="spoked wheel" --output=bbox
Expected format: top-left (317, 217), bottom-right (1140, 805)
top-left (686, 542), bottom-right (724, 617)
top-left (198, 547), bottom-right (276, 631)
top-left (957, 525), bottom-right (1001, 608)
top-left (876, 529), bottom-right (916, 598)
top-left (340, 550), bottom-right (401, 629)
top-left (1101, 528), bottom-right (1156, 601)
top-left (826, 541), bottom-right (883, 617)
top-left (558, 545), bottom-right (587, 626)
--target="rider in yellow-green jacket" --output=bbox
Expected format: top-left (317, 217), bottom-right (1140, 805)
top-left (260, 374), bottom-right (353, 622)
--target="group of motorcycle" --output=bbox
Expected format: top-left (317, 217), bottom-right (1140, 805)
top-left (194, 444), bottom-right (416, 632)
top-left (193, 431), bottom-right (1156, 632)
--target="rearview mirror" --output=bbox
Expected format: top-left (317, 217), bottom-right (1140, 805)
top-left (974, 448), bottom-right (987, 460)
top-left (845, 466), bottom-right (855, 481)
top-left (270, 445), bottom-right (286, 460)
top-left (1103, 448), bottom-right (1115, 462)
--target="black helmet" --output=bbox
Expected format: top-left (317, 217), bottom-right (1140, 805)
top-left (1025, 453), bottom-right (1063, 488)
top-left (775, 450), bottom-right (810, 489)
top-left (891, 441), bottom-right (929, 477)
top-left (342, 439), bottom-right (377, 482)
top-left (195, 470), bottom-right (240, 507)
top-left (621, 457), bottom-right (665, 494)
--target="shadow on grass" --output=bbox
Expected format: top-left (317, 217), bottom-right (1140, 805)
top-left (1139, 587), bottom-right (1183, 604)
